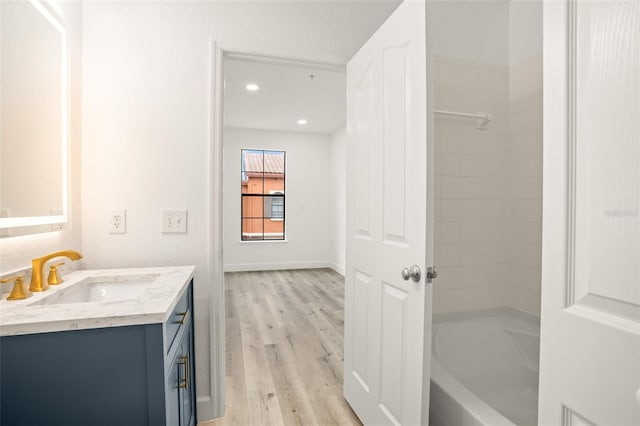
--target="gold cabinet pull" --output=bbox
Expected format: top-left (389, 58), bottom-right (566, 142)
top-left (177, 354), bottom-right (189, 389)
top-left (174, 311), bottom-right (189, 325)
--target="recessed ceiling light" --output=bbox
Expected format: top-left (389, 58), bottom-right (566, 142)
top-left (245, 83), bottom-right (259, 92)
top-left (297, 119), bottom-right (308, 125)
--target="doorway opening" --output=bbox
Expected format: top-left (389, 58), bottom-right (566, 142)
top-left (214, 51), bottom-right (356, 424)
top-left (220, 54), bottom-right (346, 274)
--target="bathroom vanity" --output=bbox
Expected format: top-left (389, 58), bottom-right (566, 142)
top-left (0, 266), bottom-right (196, 426)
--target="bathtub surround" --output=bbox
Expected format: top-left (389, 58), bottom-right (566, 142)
top-left (432, 0), bottom-right (542, 317)
top-left (433, 55), bottom-right (511, 314)
top-left (431, 21), bottom-right (540, 418)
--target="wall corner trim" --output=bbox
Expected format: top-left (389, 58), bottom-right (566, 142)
top-left (329, 262), bottom-right (345, 276)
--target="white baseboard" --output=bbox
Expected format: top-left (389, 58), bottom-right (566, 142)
top-left (224, 260), bottom-right (333, 272)
top-left (329, 262), bottom-right (345, 276)
top-left (197, 395), bottom-right (213, 423)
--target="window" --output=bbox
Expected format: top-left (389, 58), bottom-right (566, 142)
top-left (270, 191), bottom-right (284, 219)
top-left (241, 149), bottom-right (285, 241)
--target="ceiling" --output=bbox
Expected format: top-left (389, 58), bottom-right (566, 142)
top-left (220, 0), bottom-right (402, 135)
top-left (223, 58), bottom-right (346, 134)
top-left (207, 0), bottom-right (402, 65)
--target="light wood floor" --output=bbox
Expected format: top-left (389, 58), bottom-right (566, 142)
top-left (204, 269), bottom-right (362, 426)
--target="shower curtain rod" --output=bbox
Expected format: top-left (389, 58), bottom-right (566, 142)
top-left (434, 109), bottom-right (492, 130)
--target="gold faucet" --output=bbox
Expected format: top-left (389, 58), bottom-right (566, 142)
top-left (30, 250), bottom-right (83, 292)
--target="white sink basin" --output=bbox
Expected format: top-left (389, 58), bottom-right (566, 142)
top-left (30, 274), bottom-right (161, 306)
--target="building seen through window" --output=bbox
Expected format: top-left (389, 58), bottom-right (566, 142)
top-left (241, 149), bottom-right (285, 241)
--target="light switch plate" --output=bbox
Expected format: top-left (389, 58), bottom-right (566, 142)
top-left (162, 209), bottom-right (187, 233)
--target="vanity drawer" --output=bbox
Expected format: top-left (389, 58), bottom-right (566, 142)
top-left (165, 281), bottom-right (192, 352)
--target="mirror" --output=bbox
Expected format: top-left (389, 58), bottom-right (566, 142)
top-left (0, 0), bottom-right (68, 233)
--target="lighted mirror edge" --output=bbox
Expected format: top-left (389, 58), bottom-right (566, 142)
top-left (0, 0), bottom-right (69, 231)
top-left (1, 215), bottom-right (67, 229)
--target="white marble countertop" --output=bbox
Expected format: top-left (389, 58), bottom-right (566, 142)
top-left (0, 265), bottom-right (195, 336)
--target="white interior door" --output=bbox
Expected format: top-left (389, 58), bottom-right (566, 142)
top-left (539, 1), bottom-right (640, 425)
top-left (344, 1), bottom-right (433, 425)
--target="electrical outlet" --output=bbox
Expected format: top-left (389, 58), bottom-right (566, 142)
top-left (162, 209), bottom-right (187, 234)
top-left (109, 209), bottom-right (126, 234)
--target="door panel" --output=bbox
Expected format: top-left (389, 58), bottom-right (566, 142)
top-left (382, 44), bottom-right (409, 245)
top-left (344, 1), bottom-right (432, 425)
top-left (574, 0), bottom-right (640, 306)
top-left (380, 282), bottom-right (409, 423)
top-left (352, 270), bottom-right (372, 391)
top-left (539, 1), bottom-right (640, 425)
top-left (355, 64), bottom-right (375, 240)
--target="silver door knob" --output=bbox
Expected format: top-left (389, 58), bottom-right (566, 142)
top-left (401, 265), bottom-right (421, 282)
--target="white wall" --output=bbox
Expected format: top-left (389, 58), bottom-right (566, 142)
top-left (0, 0), bottom-right (83, 276)
top-left (223, 127), bottom-right (332, 271)
top-left (507, 0), bottom-right (542, 316)
top-left (329, 125), bottom-right (347, 275)
top-left (0, 1), bottom-right (387, 421)
top-left (81, 1), bottom-right (381, 419)
top-left (508, 0), bottom-right (543, 64)
top-left (81, 2), bottom-right (218, 417)
top-left (430, 0), bottom-right (510, 66)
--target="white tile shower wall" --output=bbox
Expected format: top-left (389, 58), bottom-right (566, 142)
top-left (433, 56), bottom-right (511, 314)
top-left (507, 52), bottom-right (543, 316)
top-left (433, 54), bottom-right (543, 317)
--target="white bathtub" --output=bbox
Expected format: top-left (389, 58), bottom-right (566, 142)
top-left (429, 310), bottom-right (540, 426)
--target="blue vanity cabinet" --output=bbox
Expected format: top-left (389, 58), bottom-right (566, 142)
top-left (0, 280), bottom-right (196, 426)
top-left (165, 285), bottom-right (197, 426)
top-left (178, 324), bottom-right (196, 426)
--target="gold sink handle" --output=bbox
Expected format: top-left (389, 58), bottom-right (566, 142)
top-left (0, 274), bottom-right (31, 300)
top-left (47, 262), bottom-right (66, 286)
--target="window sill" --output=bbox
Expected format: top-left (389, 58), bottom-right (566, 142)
top-left (269, 218), bottom-right (284, 222)
top-left (239, 239), bottom-right (288, 244)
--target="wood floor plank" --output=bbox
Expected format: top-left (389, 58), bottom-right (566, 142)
top-left (208, 269), bottom-right (362, 426)
top-left (303, 303), bottom-right (344, 360)
top-left (236, 279), bottom-right (285, 425)
top-left (264, 343), bottom-right (318, 426)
